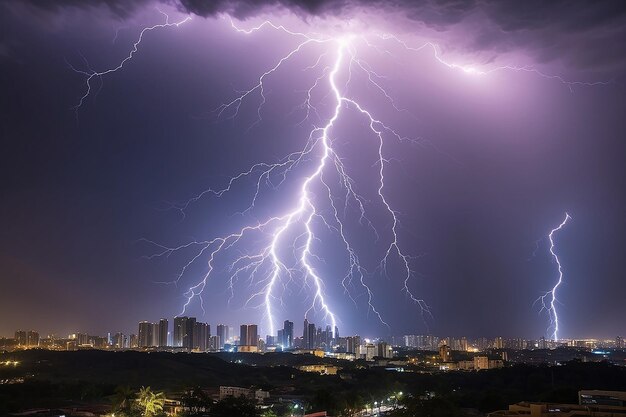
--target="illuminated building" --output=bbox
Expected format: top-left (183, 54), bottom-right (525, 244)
top-left (158, 319), bottom-right (168, 347)
top-left (217, 324), bottom-right (229, 349)
top-left (193, 321), bottom-right (209, 351)
top-left (283, 320), bottom-right (294, 348)
top-left (474, 356), bottom-right (489, 370)
top-left (377, 342), bottom-right (393, 359)
top-left (439, 345), bottom-right (451, 362)
top-left (14, 330), bottom-right (40, 348)
top-left (460, 337), bottom-right (468, 352)
top-left (489, 391), bottom-right (626, 416)
top-left (239, 324), bottom-right (258, 348)
top-left (14, 331), bottom-right (27, 347)
top-left (303, 319), bottom-right (310, 348)
top-left (113, 332), bottom-right (126, 348)
top-left (183, 317), bottom-right (196, 349)
top-left (494, 337), bottom-right (504, 349)
top-left (219, 386), bottom-right (269, 403)
top-left (360, 343), bottom-right (377, 361)
top-left (173, 316), bottom-right (186, 347)
top-left (474, 356), bottom-right (503, 370)
top-left (298, 364), bottom-right (341, 375)
top-left (138, 321), bottom-right (153, 347)
top-left (346, 336), bottom-right (360, 354)
top-left (129, 333), bottom-right (138, 348)
top-left (151, 323), bottom-right (159, 347)
top-left (579, 390), bottom-right (626, 407)
top-left (210, 335), bottom-right (220, 351)
top-left (616, 336), bottom-right (624, 349)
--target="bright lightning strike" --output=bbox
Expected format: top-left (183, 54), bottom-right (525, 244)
top-left (535, 213), bottom-right (572, 341)
top-left (139, 19), bottom-right (434, 336)
top-left (70, 11), bottom-right (601, 337)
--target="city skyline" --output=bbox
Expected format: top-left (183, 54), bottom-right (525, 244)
top-left (1, 1), bottom-right (625, 340)
top-left (2, 315), bottom-right (624, 343)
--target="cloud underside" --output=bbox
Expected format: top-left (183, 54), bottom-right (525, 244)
top-left (5, 0), bottom-right (626, 73)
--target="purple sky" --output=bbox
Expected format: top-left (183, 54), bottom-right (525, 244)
top-left (0, 0), bottom-right (625, 340)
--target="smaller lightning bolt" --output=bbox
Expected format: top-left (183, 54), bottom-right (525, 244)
top-left (68, 10), bottom-right (191, 113)
top-left (535, 213), bottom-right (571, 341)
top-left (376, 34), bottom-right (612, 92)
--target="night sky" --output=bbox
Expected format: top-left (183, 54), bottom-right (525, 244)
top-left (1, 0), bottom-right (625, 340)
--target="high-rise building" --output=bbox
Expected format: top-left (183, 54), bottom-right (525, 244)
top-left (308, 323), bottom-right (317, 349)
top-left (460, 337), bottom-right (468, 352)
top-left (13, 330), bottom-right (40, 347)
top-left (303, 319), bottom-right (310, 349)
top-left (283, 320), bottom-right (294, 348)
top-left (240, 324), bottom-right (258, 347)
top-left (174, 316), bottom-right (186, 347)
top-left (14, 330), bottom-right (27, 346)
top-left (377, 342), bottom-right (393, 358)
top-left (26, 331), bottom-right (39, 347)
top-left (158, 319), bottom-right (168, 347)
top-left (151, 323), bottom-right (159, 347)
top-left (217, 324), bottom-right (229, 349)
top-left (173, 316), bottom-right (197, 349)
top-left (183, 317), bottom-right (196, 349)
top-left (193, 322), bottom-right (209, 351)
top-left (129, 334), bottom-right (138, 348)
top-left (324, 325), bottom-right (333, 349)
top-left (346, 335), bottom-right (360, 354)
top-left (76, 333), bottom-right (90, 346)
top-left (210, 335), bottom-right (220, 351)
top-left (538, 336), bottom-right (547, 349)
top-left (114, 332), bottom-right (126, 349)
top-left (494, 336), bottom-right (504, 349)
top-left (277, 330), bottom-right (284, 347)
top-left (439, 344), bottom-right (451, 362)
top-left (138, 321), bottom-right (153, 348)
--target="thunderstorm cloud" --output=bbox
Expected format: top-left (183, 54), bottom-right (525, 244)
top-left (5, 0), bottom-right (626, 74)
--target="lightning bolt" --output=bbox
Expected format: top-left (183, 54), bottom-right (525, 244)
top-left (67, 9), bottom-right (191, 113)
top-left (141, 21), bottom-right (435, 336)
top-left (535, 213), bottom-right (571, 341)
top-left (70, 12), bottom-right (602, 338)
top-left (376, 34), bottom-right (612, 91)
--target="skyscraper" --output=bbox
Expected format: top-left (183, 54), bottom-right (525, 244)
top-left (346, 335), bottom-right (360, 354)
top-left (173, 316), bottom-right (186, 347)
top-left (193, 322), bottom-right (209, 351)
top-left (240, 324), bottom-right (258, 347)
top-left (303, 319), bottom-right (309, 348)
top-left (158, 319), bottom-right (168, 347)
top-left (138, 321), bottom-right (153, 348)
top-left (151, 323), bottom-right (159, 347)
top-left (308, 322), bottom-right (316, 349)
top-left (14, 331), bottom-right (27, 346)
top-left (217, 324), bottom-right (229, 349)
top-left (114, 332), bottom-right (126, 348)
top-left (283, 320), bottom-right (293, 348)
top-left (183, 317), bottom-right (196, 349)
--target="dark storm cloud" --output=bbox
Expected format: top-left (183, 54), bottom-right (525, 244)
top-left (6, 0), bottom-right (626, 73)
top-left (1, 0), bottom-right (153, 19)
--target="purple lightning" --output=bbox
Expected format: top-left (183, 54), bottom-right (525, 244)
top-left (70, 11), bottom-right (601, 337)
top-left (535, 213), bottom-right (572, 341)
top-left (68, 10), bottom-right (191, 112)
